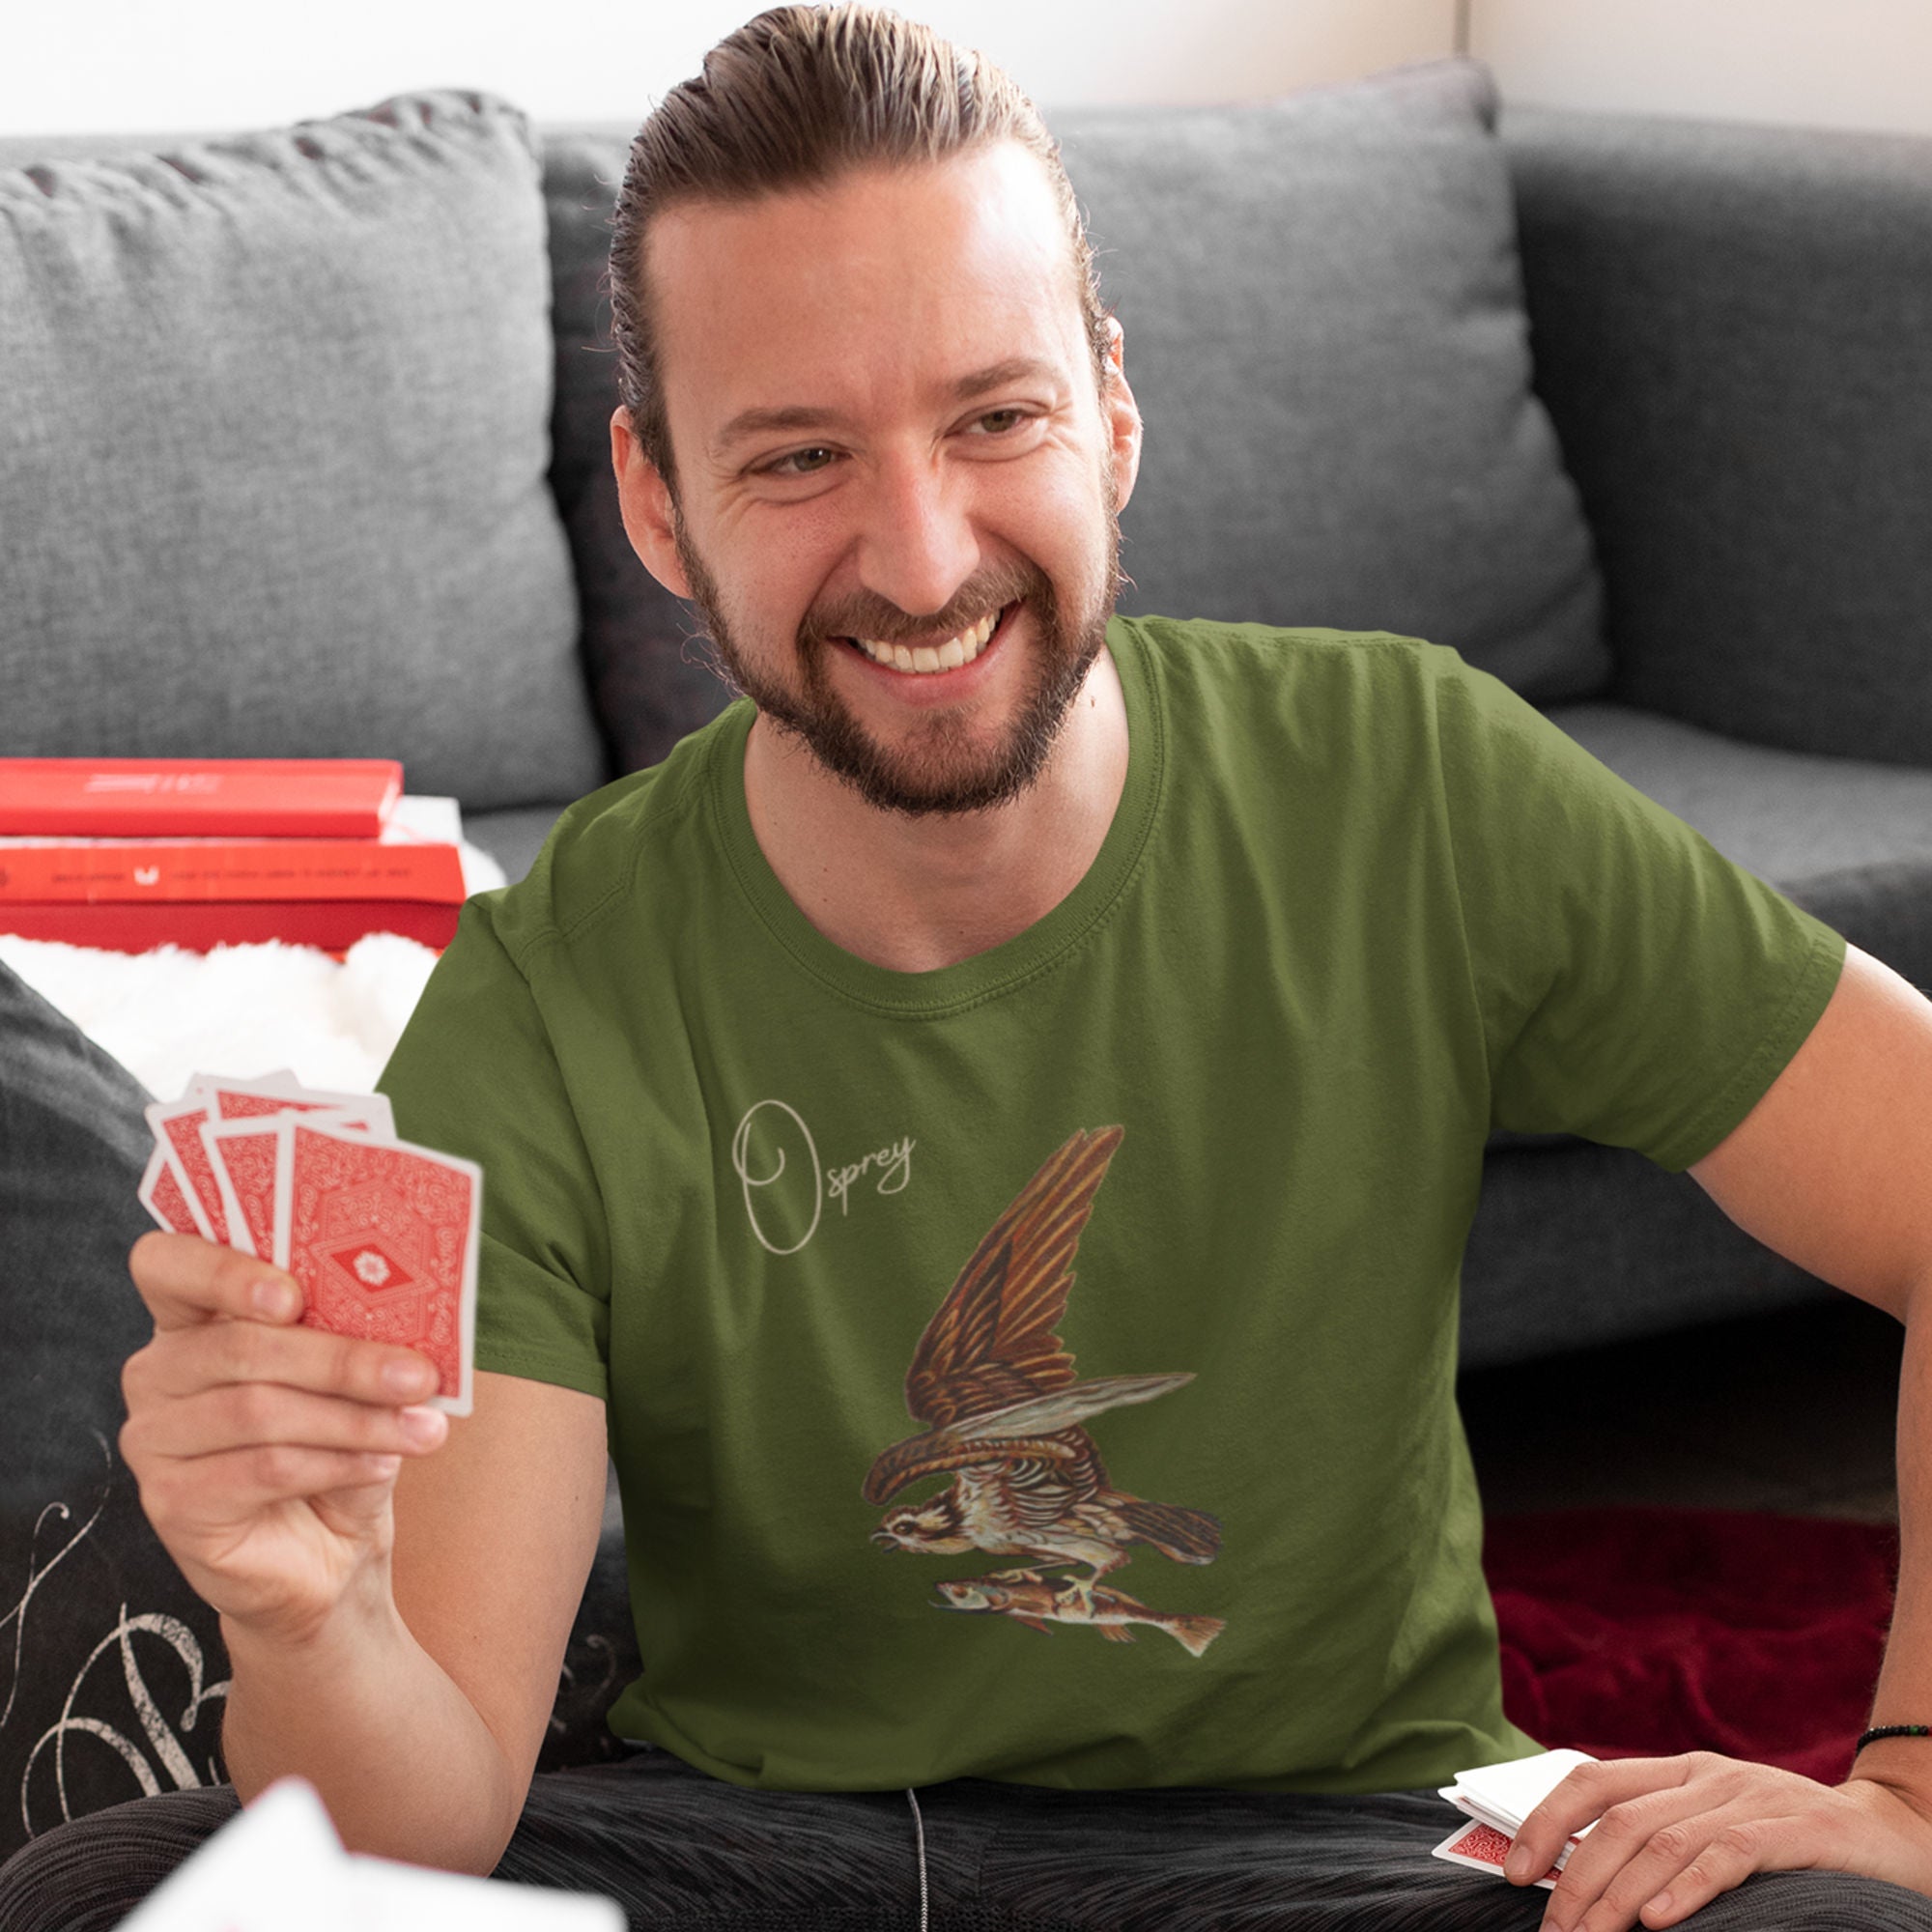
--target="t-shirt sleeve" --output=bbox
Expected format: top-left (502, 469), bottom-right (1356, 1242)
top-left (377, 895), bottom-right (610, 1400)
top-left (1433, 656), bottom-right (1847, 1173)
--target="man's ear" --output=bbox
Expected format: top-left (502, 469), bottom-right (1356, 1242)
top-left (1100, 316), bottom-right (1143, 517)
top-left (610, 406), bottom-right (692, 598)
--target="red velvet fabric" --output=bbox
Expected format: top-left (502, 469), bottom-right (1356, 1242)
top-left (1487, 1509), bottom-right (1899, 1785)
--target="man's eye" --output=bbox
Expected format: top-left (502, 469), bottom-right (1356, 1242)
top-left (973, 409), bottom-right (1029, 436)
top-left (767, 446), bottom-right (838, 476)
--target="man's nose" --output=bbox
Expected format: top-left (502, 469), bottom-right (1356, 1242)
top-left (852, 451), bottom-right (980, 622)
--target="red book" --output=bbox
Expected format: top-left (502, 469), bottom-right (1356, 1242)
top-left (0, 837), bottom-right (464, 906)
top-left (0, 900), bottom-right (460, 953)
top-left (0, 758), bottom-right (404, 838)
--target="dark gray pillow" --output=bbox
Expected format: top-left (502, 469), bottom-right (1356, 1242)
top-left (1052, 60), bottom-right (1608, 703)
top-left (0, 94), bottom-right (608, 812)
top-left (0, 965), bottom-right (232, 1863)
top-left (542, 131), bottom-right (731, 777)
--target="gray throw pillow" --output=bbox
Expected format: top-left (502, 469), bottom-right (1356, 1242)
top-left (1052, 60), bottom-right (1608, 703)
top-left (0, 94), bottom-right (607, 812)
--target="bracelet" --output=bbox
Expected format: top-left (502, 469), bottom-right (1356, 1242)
top-left (1857, 1724), bottom-right (1932, 1752)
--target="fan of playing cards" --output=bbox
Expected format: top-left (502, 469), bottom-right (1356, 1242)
top-left (138, 1070), bottom-right (480, 1417)
top-left (1433, 1747), bottom-right (1600, 1889)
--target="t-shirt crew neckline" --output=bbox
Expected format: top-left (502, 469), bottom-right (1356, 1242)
top-left (707, 616), bottom-right (1165, 1018)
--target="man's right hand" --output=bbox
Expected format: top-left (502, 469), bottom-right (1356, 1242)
top-left (119, 1230), bottom-right (450, 1644)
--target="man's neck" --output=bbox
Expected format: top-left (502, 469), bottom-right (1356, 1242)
top-left (740, 648), bottom-right (1130, 975)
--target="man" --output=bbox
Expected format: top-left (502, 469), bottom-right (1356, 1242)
top-left (11, 7), bottom-right (1932, 1929)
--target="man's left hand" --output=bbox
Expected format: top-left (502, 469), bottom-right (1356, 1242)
top-left (1504, 1751), bottom-right (1932, 1931)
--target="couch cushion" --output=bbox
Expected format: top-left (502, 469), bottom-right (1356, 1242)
top-left (0, 94), bottom-right (608, 813)
top-left (466, 801), bottom-right (571, 885)
top-left (1049, 61), bottom-right (1608, 705)
top-left (1509, 108), bottom-right (1932, 767)
top-left (1548, 700), bottom-right (1932, 992)
top-left (542, 130), bottom-right (734, 778)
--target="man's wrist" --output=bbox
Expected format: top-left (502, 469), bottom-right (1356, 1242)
top-left (1843, 1749), bottom-right (1932, 1828)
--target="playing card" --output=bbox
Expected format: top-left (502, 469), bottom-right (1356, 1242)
top-left (1449, 1747), bottom-right (1598, 1833)
top-left (118, 1777), bottom-right (352, 1932)
top-left (1431, 1819), bottom-right (1562, 1890)
top-left (1432, 1747), bottom-right (1594, 1891)
top-left (279, 1118), bottom-right (480, 1416)
top-left (201, 1118), bottom-right (290, 1259)
top-left (137, 1143), bottom-right (202, 1236)
top-left (203, 1069), bottom-right (396, 1139)
top-left (119, 1777), bottom-right (623, 1932)
top-left (143, 1097), bottom-right (225, 1241)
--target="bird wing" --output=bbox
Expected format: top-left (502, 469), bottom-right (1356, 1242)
top-left (861, 1374), bottom-right (1192, 1506)
top-left (902, 1125), bottom-right (1124, 1427)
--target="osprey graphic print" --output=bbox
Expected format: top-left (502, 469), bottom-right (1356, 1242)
top-left (864, 1126), bottom-right (1224, 1654)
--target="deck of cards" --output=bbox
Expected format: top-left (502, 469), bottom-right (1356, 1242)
top-left (1432, 1747), bottom-right (1600, 1889)
top-left (139, 1069), bottom-right (480, 1416)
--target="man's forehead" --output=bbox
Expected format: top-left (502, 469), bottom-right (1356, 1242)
top-left (644, 139), bottom-right (1069, 279)
top-left (642, 142), bottom-right (1092, 446)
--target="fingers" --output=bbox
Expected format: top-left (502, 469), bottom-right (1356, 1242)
top-left (130, 1230), bottom-right (303, 1332)
top-left (125, 1379), bottom-right (446, 1471)
top-left (1511, 1757), bottom-right (1699, 1879)
top-left (127, 1310), bottom-right (440, 1409)
top-left (136, 1443), bottom-right (409, 1524)
top-left (1525, 1757), bottom-right (1825, 1932)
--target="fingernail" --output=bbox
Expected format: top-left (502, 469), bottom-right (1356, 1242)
top-left (383, 1358), bottom-right (433, 1398)
top-left (399, 1405), bottom-right (446, 1445)
top-left (252, 1279), bottom-right (298, 1320)
top-left (1649, 1892), bottom-right (1674, 1918)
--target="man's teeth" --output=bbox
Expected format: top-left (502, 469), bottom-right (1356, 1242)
top-left (854, 607), bottom-right (1001, 673)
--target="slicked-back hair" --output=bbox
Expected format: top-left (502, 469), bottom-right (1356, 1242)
top-left (608, 3), bottom-right (1109, 494)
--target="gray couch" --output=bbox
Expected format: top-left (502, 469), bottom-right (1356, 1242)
top-left (3, 66), bottom-right (1929, 1806)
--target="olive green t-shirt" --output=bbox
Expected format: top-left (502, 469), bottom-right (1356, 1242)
top-left (379, 618), bottom-right (1844, 1795)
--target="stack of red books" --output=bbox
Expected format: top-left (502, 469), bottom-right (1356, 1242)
top-left (0, 758), bottom-right (468, 952)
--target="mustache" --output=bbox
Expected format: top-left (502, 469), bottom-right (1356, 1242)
top-left (801, 560), bottom-right (1050, 648)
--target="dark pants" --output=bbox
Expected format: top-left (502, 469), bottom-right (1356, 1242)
top-left (4, 1747), bottom-right (1932, 1932)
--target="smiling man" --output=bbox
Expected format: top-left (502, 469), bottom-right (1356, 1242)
top-left (14, 8), bottom-right (1932, 1932)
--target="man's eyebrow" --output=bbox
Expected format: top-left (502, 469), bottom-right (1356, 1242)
top-left (712, 404), bottom-right (846, 460)
top-left (710, 358), bottom-right (1065, 461)
top-left (947, 356), bottom-right (1063, 402)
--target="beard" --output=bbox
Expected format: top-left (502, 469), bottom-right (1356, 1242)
top-left (671, 485), bottom-right (1124, 819)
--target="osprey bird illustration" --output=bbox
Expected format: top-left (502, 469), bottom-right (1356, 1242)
top-left (863, 1126), bottom-right (1220, 1606)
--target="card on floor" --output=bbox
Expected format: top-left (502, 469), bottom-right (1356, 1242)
top-left (279, 1118), bottom-right (480, 1416)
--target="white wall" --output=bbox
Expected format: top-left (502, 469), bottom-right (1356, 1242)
top-left (1473, 0), bottom-right (1932, 138)
top-left (9, 0), bottom-right (1454, 139)
top-left (13, 1), bottom-right (1929, 150)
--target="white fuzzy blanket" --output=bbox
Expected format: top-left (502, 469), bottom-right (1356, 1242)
top-left (0, 932), bottom-right (445, 1100)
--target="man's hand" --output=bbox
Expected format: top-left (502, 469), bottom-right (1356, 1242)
top-left (119, 1230), bottom-right (450, 1644)
top-left (1505, 1751), bottom-right (1932, 1930)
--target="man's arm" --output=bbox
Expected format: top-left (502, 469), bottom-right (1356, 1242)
top-left (124, 1236), bottom-right (608, 1873)
top-left (1505, 942), bottom-right (1932, 1929)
